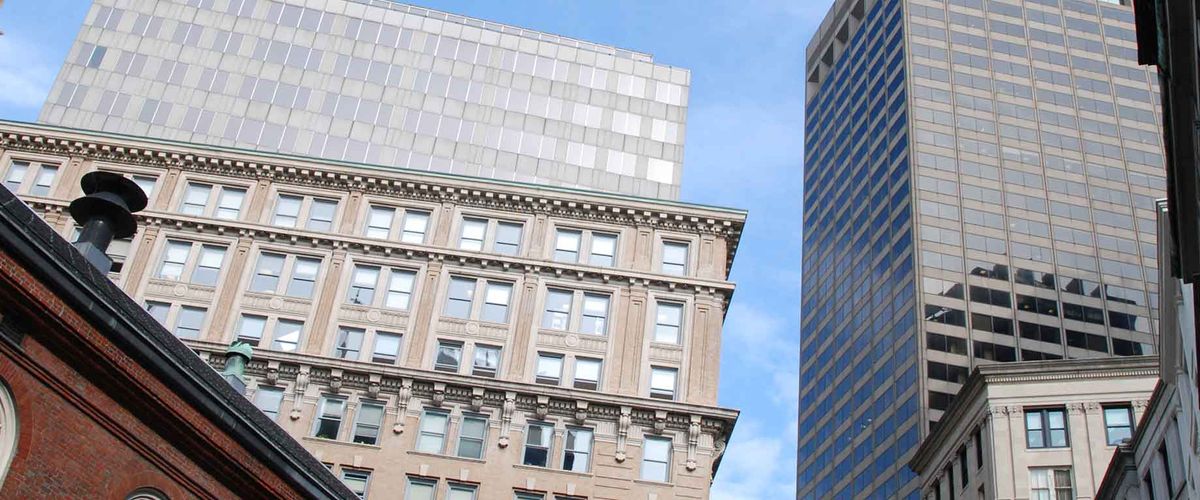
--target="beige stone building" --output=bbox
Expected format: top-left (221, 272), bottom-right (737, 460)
top-left (0, 119), bottom-right (744, 499)
top-left (909, 357), bottom-right (1158, 500)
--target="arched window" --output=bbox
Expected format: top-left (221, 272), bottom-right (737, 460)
top-left (125, 487), bottom-right (169, 500)
top-left (0, 380), bottom-right (17, 487)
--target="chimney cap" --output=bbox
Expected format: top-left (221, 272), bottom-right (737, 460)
top-left (68, 171), bottom-right (148, 238)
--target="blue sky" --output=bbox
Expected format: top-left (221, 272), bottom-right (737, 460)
top-left (0, 1), bottom-right (832, 497)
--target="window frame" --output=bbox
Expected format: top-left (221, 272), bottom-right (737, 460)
top-left (522, 422), bottom-right (554, 467)
top-left (551, 226), bottom-right (620, 267)
top-left (652, 300), bottom-right (686, 344)
top-left (640, 435), bottom-right (673, 483)
top-left (405, 478), bottom-right (437, 500)
top-left (442, 275), bottom-right (515, 324)
top-left (659, 239), bottom-right (691, 276)
top-left (572, 357), bottom-right (602, 391)
top-left (561, 427), bottom-right (593, 472)
top-left (2, 158), bottom-right (60, 196)
top-left (340, 468), bottom-right (372, 499)
top-left (247, 249), bottom-right (325, 299)
top-left (535, 352), bottom-right (565, 385)
top-left (172, 305), bottom-right (208, 339)
top-left (434, 340), bottom-right (465, 373)
top-left (455, 414), bottom-right (489, 460)
top-left (155, 239), bottom-right (229, 286)
top-left (455, 214), bottom-right (526, 256)
top-left (269, 191), bottom-right (341, 231)
top-left (416, 410), bottom-right (450, 454)
top-left (1102, 404), bottom-right (1134, 446)
top-left (649, 366), bottom-right (679, 400)
top-left (1025, 407), bottom-right (1069, 449)
top-left (252, 386), bottom-right (284, 421)
top-left (313, 396), bottom-right (346, 440)
top-left (539, 287), bottom-right (612, 335)
top-left (351, 401), bottom-right (385, 446)
top-left (361, 202), bottom-right (433, 244)
top-left (174, 178), bottom-right (249, 220)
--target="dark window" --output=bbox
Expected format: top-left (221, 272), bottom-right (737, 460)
top-left (1017, 295), bottom-right (1059, 316)
top-left (1062, 303), bottom-right (1105, 324)
top-left (974, 341), bottom-right (1017, 362)
top-left (971, 313), bottom-right (1013, 335)
top-left (929, 390), bottom-right (956, 411)
top-left (928, 332), bottom-right (968, 355)
top-left (1026, 408), bottom-right (1069, 448)
top-left (1014, 268), bottom-right (1055, 289)
top-left (928, 360), bottom-right (970, 383)
top-left (1159, 443), bottom-right (1173, 493)
top-left (969, 285), bottom-right (1012, 307)
top-left (926, 305), bottom-right (967, 326)
top-left (969, 260), bottom-right (1009, 280)
top-left (1103, 405), bottom-right (1133, 445)
top-left (1021, 349), bottom-right (1063, 361)
top-left (1067, 330), bottom-right (1109, 353)
top-left (958, 447), bottom-right (968, 487)
top-left (1112, 338), bottom-right (1149, 356)
top-left (1019, 322), bottom-right (1061, 344)
top-left (974, 429), bottom-right (983, 469)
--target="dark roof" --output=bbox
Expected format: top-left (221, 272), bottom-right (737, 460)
top-left (0, 185), bottom-right (355, 499)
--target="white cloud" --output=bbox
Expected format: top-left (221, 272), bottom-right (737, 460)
top-left (0, 34), bottom-right (59, 111)
top-left (711, 417), bottom-right (798, 500)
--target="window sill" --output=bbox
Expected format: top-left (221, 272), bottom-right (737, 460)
top-left (407, 450), bottom-right (487, 464)
top-left (513, 464), bottom-right (594, 478)
top-left (1024, 446), bottom-right (1071, 452)
top-left (302, 436), bottom-right (382, 450)
top-left (633, 479), bottom-right (675, 487)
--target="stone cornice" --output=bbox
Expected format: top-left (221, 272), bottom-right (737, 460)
top-left (26, 199), bottom-right (735, 301)
top-left (0, 121), bottom-right (746, 274)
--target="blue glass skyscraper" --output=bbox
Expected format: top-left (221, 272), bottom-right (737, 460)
top-left (799, 0), bottom-right (1163, 498)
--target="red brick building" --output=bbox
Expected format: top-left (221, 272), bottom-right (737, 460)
top-left (0, 182), bottom-right (354, 498)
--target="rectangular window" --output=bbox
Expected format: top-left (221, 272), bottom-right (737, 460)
top-left (307, 198), bottom-right (337, 231)
top-left (401, 210), bottom-right (430, 243)
top-left (589, 233), bottom-right (617, 266)
top-left (481, 282), bottom-right (513, 323)
top-left (416, 411), bottom-right (449, 453)
top-left (271, 319), bottom-right (304, 352)
top-left (458, 217), bottom-right (488, 251)
top-left (580, 294), bottom-right (610, 335)
top-left (365, 206), bottom-right (395, 239)
top-left (252, 387), bottom-right (284, 420)
top-left (661, 241), bottom-right (689, 275)
top-left (314, 397), bottom-right (345, 439)
top-left (650, 366), bottom-right (678, 400)
top-left (273, 194), bottom-right (302, 227)
top-left (145, 301), bottom-right (170, 325)
top-left (472, 345), bottom-right (501, 378)
top-left (341, 469), bottom-right (371, 499)
top-left (30, 165), bottom-right (58, 196)
top-left (371, 332), bottom-right (402, 364)
top-left (535, 353), bottom-right (564, 385)
top-left (286, 257), bottom-right (321, 298)
top-left (1030, 468), bottom-right (1073, 499)
top-left (573, 357), bottom-right (601, 391)
top-left (334, 326), bottom-right (365, 360)
top-left (1160, 443), bottom-right (1174, 493)
top-left (448, 484), bottom-right (476, 500)
top-left (215, 187), bottom-right (245, 219)
top-left (958, 448), bottom-right (968, 487)
top-left (352, 403), bottom-right (384, 445)
top-left (974, 429), bottom-right (983, 469)
top-left (641, 436), bottom-right (672, 482)
top-left (435, 340), bottom-right (463, 372)
top-left (523, 423), bottom-right (553, 467)
top-left (236, 314), bottom-right (267, 346)
top-left (1103, 405), bottom-right (1133, 445)
top-left (654, 302), bottom-right (684, 343)
top-left (456, 415), bottom-right (488, 459)
top-left (173, 306), bottom-right (206, 339)
top-left (542, 289), bottom-right (573, 330)
top-left (250, 252), bottom-right (285, 292)
top-left (495, 221), bottom-right (523, 255)
top-left (444, 277), bottom-right (476, 319)
top-left (157, 240), bottom-right (226, 285)
top-left (554, 229), bottom-right (582, 262)
top-left (2, 161), bottom-right (29, 192)
top-left (562, 428), bottom-right (593, 472)
top-left (406, 478), bottom-right (436, 500)
top-left (347, 265), bottom-right (380, 305)
top-left (385, 270), bottom-right (416, 310)
top-left (1026, 408), bottom-right (1069, 448)
top-left (181, 182), bottom-right (212, 216)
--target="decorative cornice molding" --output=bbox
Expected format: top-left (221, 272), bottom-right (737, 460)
top-left (0, 126), bottom-right (746, 272)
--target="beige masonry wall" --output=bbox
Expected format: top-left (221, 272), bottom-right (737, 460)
top-left (0, 120), bottom-right (744, 499)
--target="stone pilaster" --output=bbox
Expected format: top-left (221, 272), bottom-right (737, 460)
top-left (302, 248), bottom-right (348, 354)
top-left (616, 283), bottom-right (649, 396)
top-left (202, 236), bottom-right (254, 343)
top-left (507, 270), bottom-right (541, 379)
top-left (404, 259), bottom-right (444, 367)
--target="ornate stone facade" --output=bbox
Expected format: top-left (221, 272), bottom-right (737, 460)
top-left (0, 120), bottom-right (744, 499)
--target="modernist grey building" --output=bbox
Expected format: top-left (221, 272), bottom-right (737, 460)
top-left (799, 0), bottom-right (1164, 498)
top-left (39, 0), bottom-right (689, 199)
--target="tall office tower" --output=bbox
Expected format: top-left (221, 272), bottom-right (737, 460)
top-left (799, 0), bottom-right (1165, 498)
top-left (0, 120), bottom-right (742, 498)
top-left (39, 0), bottom-right (690, 199)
